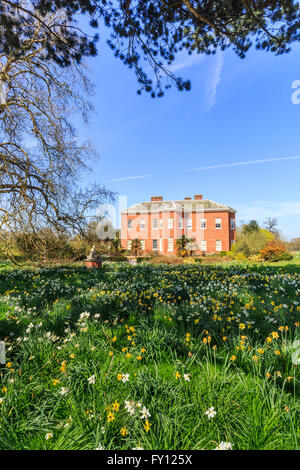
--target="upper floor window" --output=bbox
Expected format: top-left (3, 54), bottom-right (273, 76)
top-left (179, 218), bottom-right (183, 229)
top-left (230, 218), bottom-right (235, 230)
top-left (168, 218), bottom-right (173, 229)
top-left (159, 219), bottom-right (163, 229)
top-left (128, 219), bottom-right (133, 229)
top-left (187, 218), bottom-right (192, 229)
top-left (152, 218), bottom-right (158, 229)
top-left (200, 218), bottom-right (206, 229)
top-left (140, 219), bottom-right (145, 230)
top-left (215, 218), bottom-right (222, 229)
top-left (152, 239), bottom-right (158, 250)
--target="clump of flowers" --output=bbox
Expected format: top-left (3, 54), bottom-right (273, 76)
top-left (205, 407), bottom-right (217, 419)
top-left (215, 441), bottom-right (233, 450)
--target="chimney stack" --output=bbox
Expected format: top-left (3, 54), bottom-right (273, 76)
top-left (184, 197), bottom-right (192, 200)
top-left (151, 196), bottom-right (163, 202)
top-left (194, 194), bottom-right (203, 200)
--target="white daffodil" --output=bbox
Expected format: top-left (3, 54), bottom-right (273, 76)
top-left (87, 374), bottom-right (96, 384)
top-left (215, 441), bottom-right (233, 450)
top-left (122, 373), bottom-right (129, 383)
top-left (140, 406), bottom-right (151, 420)
top-left (125, 400), bottom-right (135, 415)
top-left (205, 406), bottom-right (217, 419)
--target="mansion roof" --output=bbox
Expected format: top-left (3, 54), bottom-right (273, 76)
top-left (122, 199), bottom-right (236, 214)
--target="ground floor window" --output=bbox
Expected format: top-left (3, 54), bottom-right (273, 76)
top-left (140, 240), bottom-right (145, 250)
top-left (168, 238), bottom-right (173, 251)
top-left (216, 240), bottom-right (222, 251)
top-left (127, 240), bottom-right (132, 250)
top-left (201, 240), bottom-right (207, 251)
top-left (153, 239), bottom-right (158, 250)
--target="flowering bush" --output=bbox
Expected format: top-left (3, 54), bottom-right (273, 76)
top-left (260, 241), bottom-right (293, 262)
top-left (183, 257), bottom-right (197, 264)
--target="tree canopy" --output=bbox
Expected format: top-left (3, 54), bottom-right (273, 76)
top-left (242, 219), bottom-right (260, 234)
top-left (1, 1), bottom-right (299, 96)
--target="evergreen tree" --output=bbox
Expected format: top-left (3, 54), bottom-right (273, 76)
top-left (1, 1), bottom-right (300, 96)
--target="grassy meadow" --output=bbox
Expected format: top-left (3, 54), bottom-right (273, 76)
top-left (0, 262), bottom-right (299, 450)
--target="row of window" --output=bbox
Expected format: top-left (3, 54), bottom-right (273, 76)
top-left (127, 239), bottom-right (223, 251)
top-left (128, 218), bottom-right (235, 230)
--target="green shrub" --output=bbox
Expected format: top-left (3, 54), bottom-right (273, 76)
top-left (111, 255), bottom-right (127, 262)
top-left (234, 252), bottom-right (247, 261)
top-left (137, 256), bottom-right (152, 263)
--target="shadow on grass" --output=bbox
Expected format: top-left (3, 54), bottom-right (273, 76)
top-left (255, 264), bottom-right (300, 274)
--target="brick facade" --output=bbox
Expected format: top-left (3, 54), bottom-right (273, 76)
top-left (121, 195), bottom-right (236, 255)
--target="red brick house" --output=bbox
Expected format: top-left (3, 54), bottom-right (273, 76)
top-left (121, 195), bottom-right (236, 255)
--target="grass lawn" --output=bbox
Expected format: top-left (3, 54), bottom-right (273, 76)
top-left (0, 263), bottom-right (299, 450)
top-left (256, 252), bottom-right (300, 272)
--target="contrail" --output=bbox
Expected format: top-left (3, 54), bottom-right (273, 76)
top-left (188, 155), bottom-right (300, 172)
top-left (205, 51), bottom-right (224, 111)
top-left (108, 174), bottom-right (152, 183)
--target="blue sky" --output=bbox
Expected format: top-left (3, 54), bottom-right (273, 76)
top-left (77, 36), bottom-right (300, 239)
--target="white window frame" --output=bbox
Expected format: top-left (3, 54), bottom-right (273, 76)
top-left (159, 219), bottom-right (163, 229)
top-left (167, 217), bottom-right (173, 229)
top-left (167, 238), bottom-right (173, 252)
top-left (128, 219), bottom-right (133, 229)
top-left (215, 218), bottom-right (222, 229)
top-left (152, 218), bottom-right (158, 229)
top-left (216, 240), bottom-right (222, 251)
top-left (127, 240), bottom-right (132, 250)
top-left (187, 218), bottom-right (192, 229)
top-left (152, 239), bottom-right (158, 251)
top-left (140, 219), bottom-right (145, 230)
top-left (200, 218), bottom-right (206, 229)
top-left (179, 218), bottom-right (183, 229)
top-left (230, 218), bottom-right (235, 230)
top-left (201, 240), bottom-right (207, 251)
